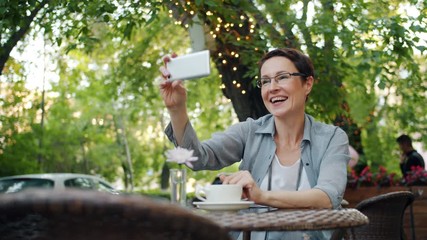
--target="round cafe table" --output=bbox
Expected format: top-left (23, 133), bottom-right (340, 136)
top-left (195, 207), bottom-right (369, 240)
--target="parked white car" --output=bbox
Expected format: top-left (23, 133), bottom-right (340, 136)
top-left (0, 173), bottom-right (120, 194)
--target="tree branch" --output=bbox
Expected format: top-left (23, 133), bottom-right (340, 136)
top-left (299, 0), bottom-right (314, 49)
top-left (260, 0), bottom-right (300, 48)
top-left (0, 0), bottom-right (50, 75)
top-left (247, 0), bottom-right (283, 45)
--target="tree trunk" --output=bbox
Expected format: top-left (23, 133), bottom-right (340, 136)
top-left (121, 127), bottom-right (134, 191)
top-left (213, 53), bottom-right (268, 121)
top-left (113, 115), bottom-right (134, 191)
top-left (38, 88), bottom-right (45, 170)
top-left (80, 139), bottom-right (88, 173)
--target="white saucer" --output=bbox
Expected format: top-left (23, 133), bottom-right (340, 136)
top-left (193, 201), bottom-right (254, 211)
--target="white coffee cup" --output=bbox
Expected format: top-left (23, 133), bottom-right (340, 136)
top-left (195, 184), bottom-right (242, 202)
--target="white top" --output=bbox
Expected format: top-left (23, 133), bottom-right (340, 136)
top-left (248, 155), bottom-right (312, 240)
top-left (259, 155), bottom-right (311, 191)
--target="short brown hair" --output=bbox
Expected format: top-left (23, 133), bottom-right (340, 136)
top-left (258, 48), bottom-right (314, 81)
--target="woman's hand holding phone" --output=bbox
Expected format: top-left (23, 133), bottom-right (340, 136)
top-left (159, 53), bottom-right (187, 113)
top-left (159, 50), bottom-right (210, 112)
top-left (159, 52), bottom-right (192, 145)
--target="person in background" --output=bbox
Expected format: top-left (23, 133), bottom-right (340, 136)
top-left (159, 48), bottom-right (350, 240)
top-left (397, 134), bottom-right (425, 177)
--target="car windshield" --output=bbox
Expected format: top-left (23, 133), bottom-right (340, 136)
top-left (0, 178), bottom-right (54, 193)
top-left (97, 181), bottom-right (119, 194)
top-left (64, 177), bottom-right (119, 194)
top-left (64, 177), bottom-right (94, 190)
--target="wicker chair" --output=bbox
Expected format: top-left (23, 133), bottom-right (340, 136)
top-left (332, 191), bottom-right (414, 240)
top-left (0, 189), bottom-right (231, 240)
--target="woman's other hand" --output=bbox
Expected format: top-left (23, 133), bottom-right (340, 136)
top-left (219, 171), bottom-right (263, 203)
top-left (219, 171), bottom-right (332, 209)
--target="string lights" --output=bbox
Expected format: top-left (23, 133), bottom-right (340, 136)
top-left (168, 1), bottom-right (263, 97)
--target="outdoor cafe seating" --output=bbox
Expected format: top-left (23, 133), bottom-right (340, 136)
top-left (0, 189), bottom-right (231, 240)
top-left (331, 191), bottom-right (415, 240)
top-left (1, 189), bottom-right (414, 240)
top-left (0, 188), bottom-right (370, 240)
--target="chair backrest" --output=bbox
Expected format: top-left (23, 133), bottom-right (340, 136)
top-left (0, 189), bottom-right (231, 240)
top-left (348, 191), bottom-right (414, 240)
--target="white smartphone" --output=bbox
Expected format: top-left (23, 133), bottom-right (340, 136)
top-left (166, 50), bottom-right (211, 81)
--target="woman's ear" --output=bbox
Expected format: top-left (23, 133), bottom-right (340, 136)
top-left (305, 76), bottom-right (314, 95)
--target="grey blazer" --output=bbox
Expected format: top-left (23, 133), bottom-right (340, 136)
top-left (165, 113), bottom-right (350, 209)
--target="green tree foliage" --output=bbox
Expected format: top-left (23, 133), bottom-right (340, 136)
top-left (1, 0), bottom-right (162, 75)
top-left (1, 1), bottom-right (426, 188)
top-left (0, 59), bottom-right (40, 175)
top-left (164, 0), bottom-right (427, 172)
top-left (1, 10), bottom-right (236, 190)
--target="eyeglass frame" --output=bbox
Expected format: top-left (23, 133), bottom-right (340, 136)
top-left (256, 72), bottom-right (308, 88)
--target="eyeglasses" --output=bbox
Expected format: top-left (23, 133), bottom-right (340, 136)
top-left (256, 72), bottom-right (307, 88)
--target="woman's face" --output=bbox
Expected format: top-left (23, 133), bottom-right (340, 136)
top-left (260, 56), bottom-right (313, 118)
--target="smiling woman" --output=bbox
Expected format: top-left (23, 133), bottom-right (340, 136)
top-left (159, 48), bottom-right (350, 240)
